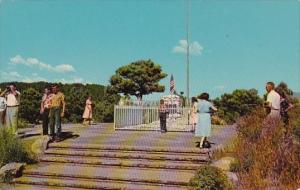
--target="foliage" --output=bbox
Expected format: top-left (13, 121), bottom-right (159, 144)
top-left (17, 118), bottom-right (30, 129)
top-left (213, 89), bottom-right (263, 123)
top-left (211, 115), bottom-right (227, 125)
top-left (0, 128), bottom-right (33, 167)
top-left (188, 165), bottom-right (233, 190)
top-left (109, 59), bottom-right (167, 100)
top-left (19, 88), bottom-right (41, 124)
top-left (234, 107), bottom-right (300, 189)
top-left (0, 82), bottom-right (120, 124)
top-left (289, 102), bottom-right (300, 140)
top-left (275, 81), bottom-right (293, 97)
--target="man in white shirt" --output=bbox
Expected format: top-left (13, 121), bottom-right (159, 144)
top-left (265, 82), bottom-right (280, 118)
top-left (4, 84), bottom-right (21, 131)
top-left (0, 89), bottom-right (7, 128)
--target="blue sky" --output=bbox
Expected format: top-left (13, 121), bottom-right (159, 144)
top-left (0, 0), bottom-right (299, 99)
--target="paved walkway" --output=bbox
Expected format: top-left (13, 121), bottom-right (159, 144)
top-left (18, 123), bottom-right (236, 150)
top-left (2, 124), bottom-right (236, 190)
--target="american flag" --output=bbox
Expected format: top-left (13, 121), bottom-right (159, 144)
top-left (170, 74), bottom-right (175, 94)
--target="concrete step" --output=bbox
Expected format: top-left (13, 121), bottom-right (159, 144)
top-left (40, 155), bottom-right (205, 170)
top-left (15, 175), bottom-right (187, 190)
top-left (8, 184), bottom-right (85, 190)
top-left (49, 142), bottom-right (209, 154)
top-left (19, 163), bottom-right (194, 186)
top-left (44, 148), bottom-right (208, 162)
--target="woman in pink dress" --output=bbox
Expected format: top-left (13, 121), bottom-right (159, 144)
top-left (82, 96), bottom-right (93, 125)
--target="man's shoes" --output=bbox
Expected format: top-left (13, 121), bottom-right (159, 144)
top-left (195, 141), bottom-right (201, 148)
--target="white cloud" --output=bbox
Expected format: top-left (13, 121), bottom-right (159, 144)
top-left (10, 55), bottom-right (26, 64)
top-left (54, 77), bottom-right (89, 84)
top-left (0, 71), bottom-right (89, 84)
top-left (10, 55), bottom-right (75, 73)
top-left (54, 64), bottom-right (75, 72)
top-left (172, 40), bottom-right (204, 55)
top-left (0, 71), bottom-right (47, 83)
top-left (8, 71), bottom-right (21, 78)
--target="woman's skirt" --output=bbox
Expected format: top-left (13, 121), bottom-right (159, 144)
top-left (82, 106), bottom-right (92, 119)
top-left (195, 113), bottom-right (211, 137)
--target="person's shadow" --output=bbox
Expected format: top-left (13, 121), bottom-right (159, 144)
top-left (58, 131), bottom-right (79, 141)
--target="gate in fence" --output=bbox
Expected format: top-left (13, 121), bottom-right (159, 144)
top-left (114, 105), bottom-right (193, 131)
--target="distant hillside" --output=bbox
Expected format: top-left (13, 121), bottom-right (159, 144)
top-left (294, 92), bottom-right (300, 99)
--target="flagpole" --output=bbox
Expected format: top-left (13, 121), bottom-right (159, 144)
top-left (186, 0), bottom-right (190, 106)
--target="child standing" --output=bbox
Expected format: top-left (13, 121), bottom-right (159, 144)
top-left (159, 99), bottom-right (168, 133)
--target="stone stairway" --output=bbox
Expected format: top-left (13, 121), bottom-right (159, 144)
top-left (13, 124), bottom-right (211, 190)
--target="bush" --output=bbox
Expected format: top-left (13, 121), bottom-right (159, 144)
top-left (188, 165), bottom-right (233, 190)
top-left (211, 115), bottom-right (227, 125)
top-left (289, 103), bottom-right (300, 140)
top-left (213, 89), bottom-right (263, 124)
top-left (17, 118), bottom-right (30, 129)
top-left (229, 160), bottom-right (241, 173)
top-left (0, 128), bottom-right (32, 167)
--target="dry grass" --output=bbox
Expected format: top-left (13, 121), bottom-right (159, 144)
top-left (233, 106), bottom-right (300, 190)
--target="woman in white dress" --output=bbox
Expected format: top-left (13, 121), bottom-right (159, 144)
top-left (190, 97), bottom-right (198, 132)
top-left (195, 93), bottom-right (217, 148)
top-left (82, 96), bottom-right (93, 125)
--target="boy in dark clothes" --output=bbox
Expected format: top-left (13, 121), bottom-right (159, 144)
top-left (159, 99), bottom-right (168, 133)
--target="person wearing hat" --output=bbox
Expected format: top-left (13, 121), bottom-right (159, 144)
top-left (0, 88), bottom-right (7, 128)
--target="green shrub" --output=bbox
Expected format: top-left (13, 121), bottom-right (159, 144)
top-left (211, 115), bottom-right (227, 125)
top-left (0, 128), bottom-right (32, 167)
top-left (188, 165), bottom-right (233, 190)
top-left (229, 160), bottom-right (241, 173)
top-left (17, 118), bottom-right (30, 129)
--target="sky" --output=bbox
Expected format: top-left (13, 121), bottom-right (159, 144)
top-left (0, 0), bottom-right (299, 99)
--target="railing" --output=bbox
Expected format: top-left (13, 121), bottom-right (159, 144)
top-left (114, 106), bottom-right (194, 131)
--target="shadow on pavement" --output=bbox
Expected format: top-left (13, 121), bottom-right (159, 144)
top-left (59, 131), bottom-right (80, 141)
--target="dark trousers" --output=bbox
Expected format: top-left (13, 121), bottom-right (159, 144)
top-left (49, 107), bottom-right (62, 138)
top-left (42, 108), bottom-right (50, 135)
top-left (159, 113), bottom-right (167, 132)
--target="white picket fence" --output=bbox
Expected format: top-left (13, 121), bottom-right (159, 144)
top-left (114, 106), bottom-right (194, 131)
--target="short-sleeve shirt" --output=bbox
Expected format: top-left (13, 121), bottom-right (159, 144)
top-left (42, 93), bottom-right (53, 109)
top-left (198, 100), bottom-right (215, 113)
top-left (159, 104), bottom-right (167, 114)
top-left (50, 92), bottom-right (65, 108)
top-left (267, 90), bottom-right (280, 110)
top-left (6, 91), bottom-right (20, 106)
